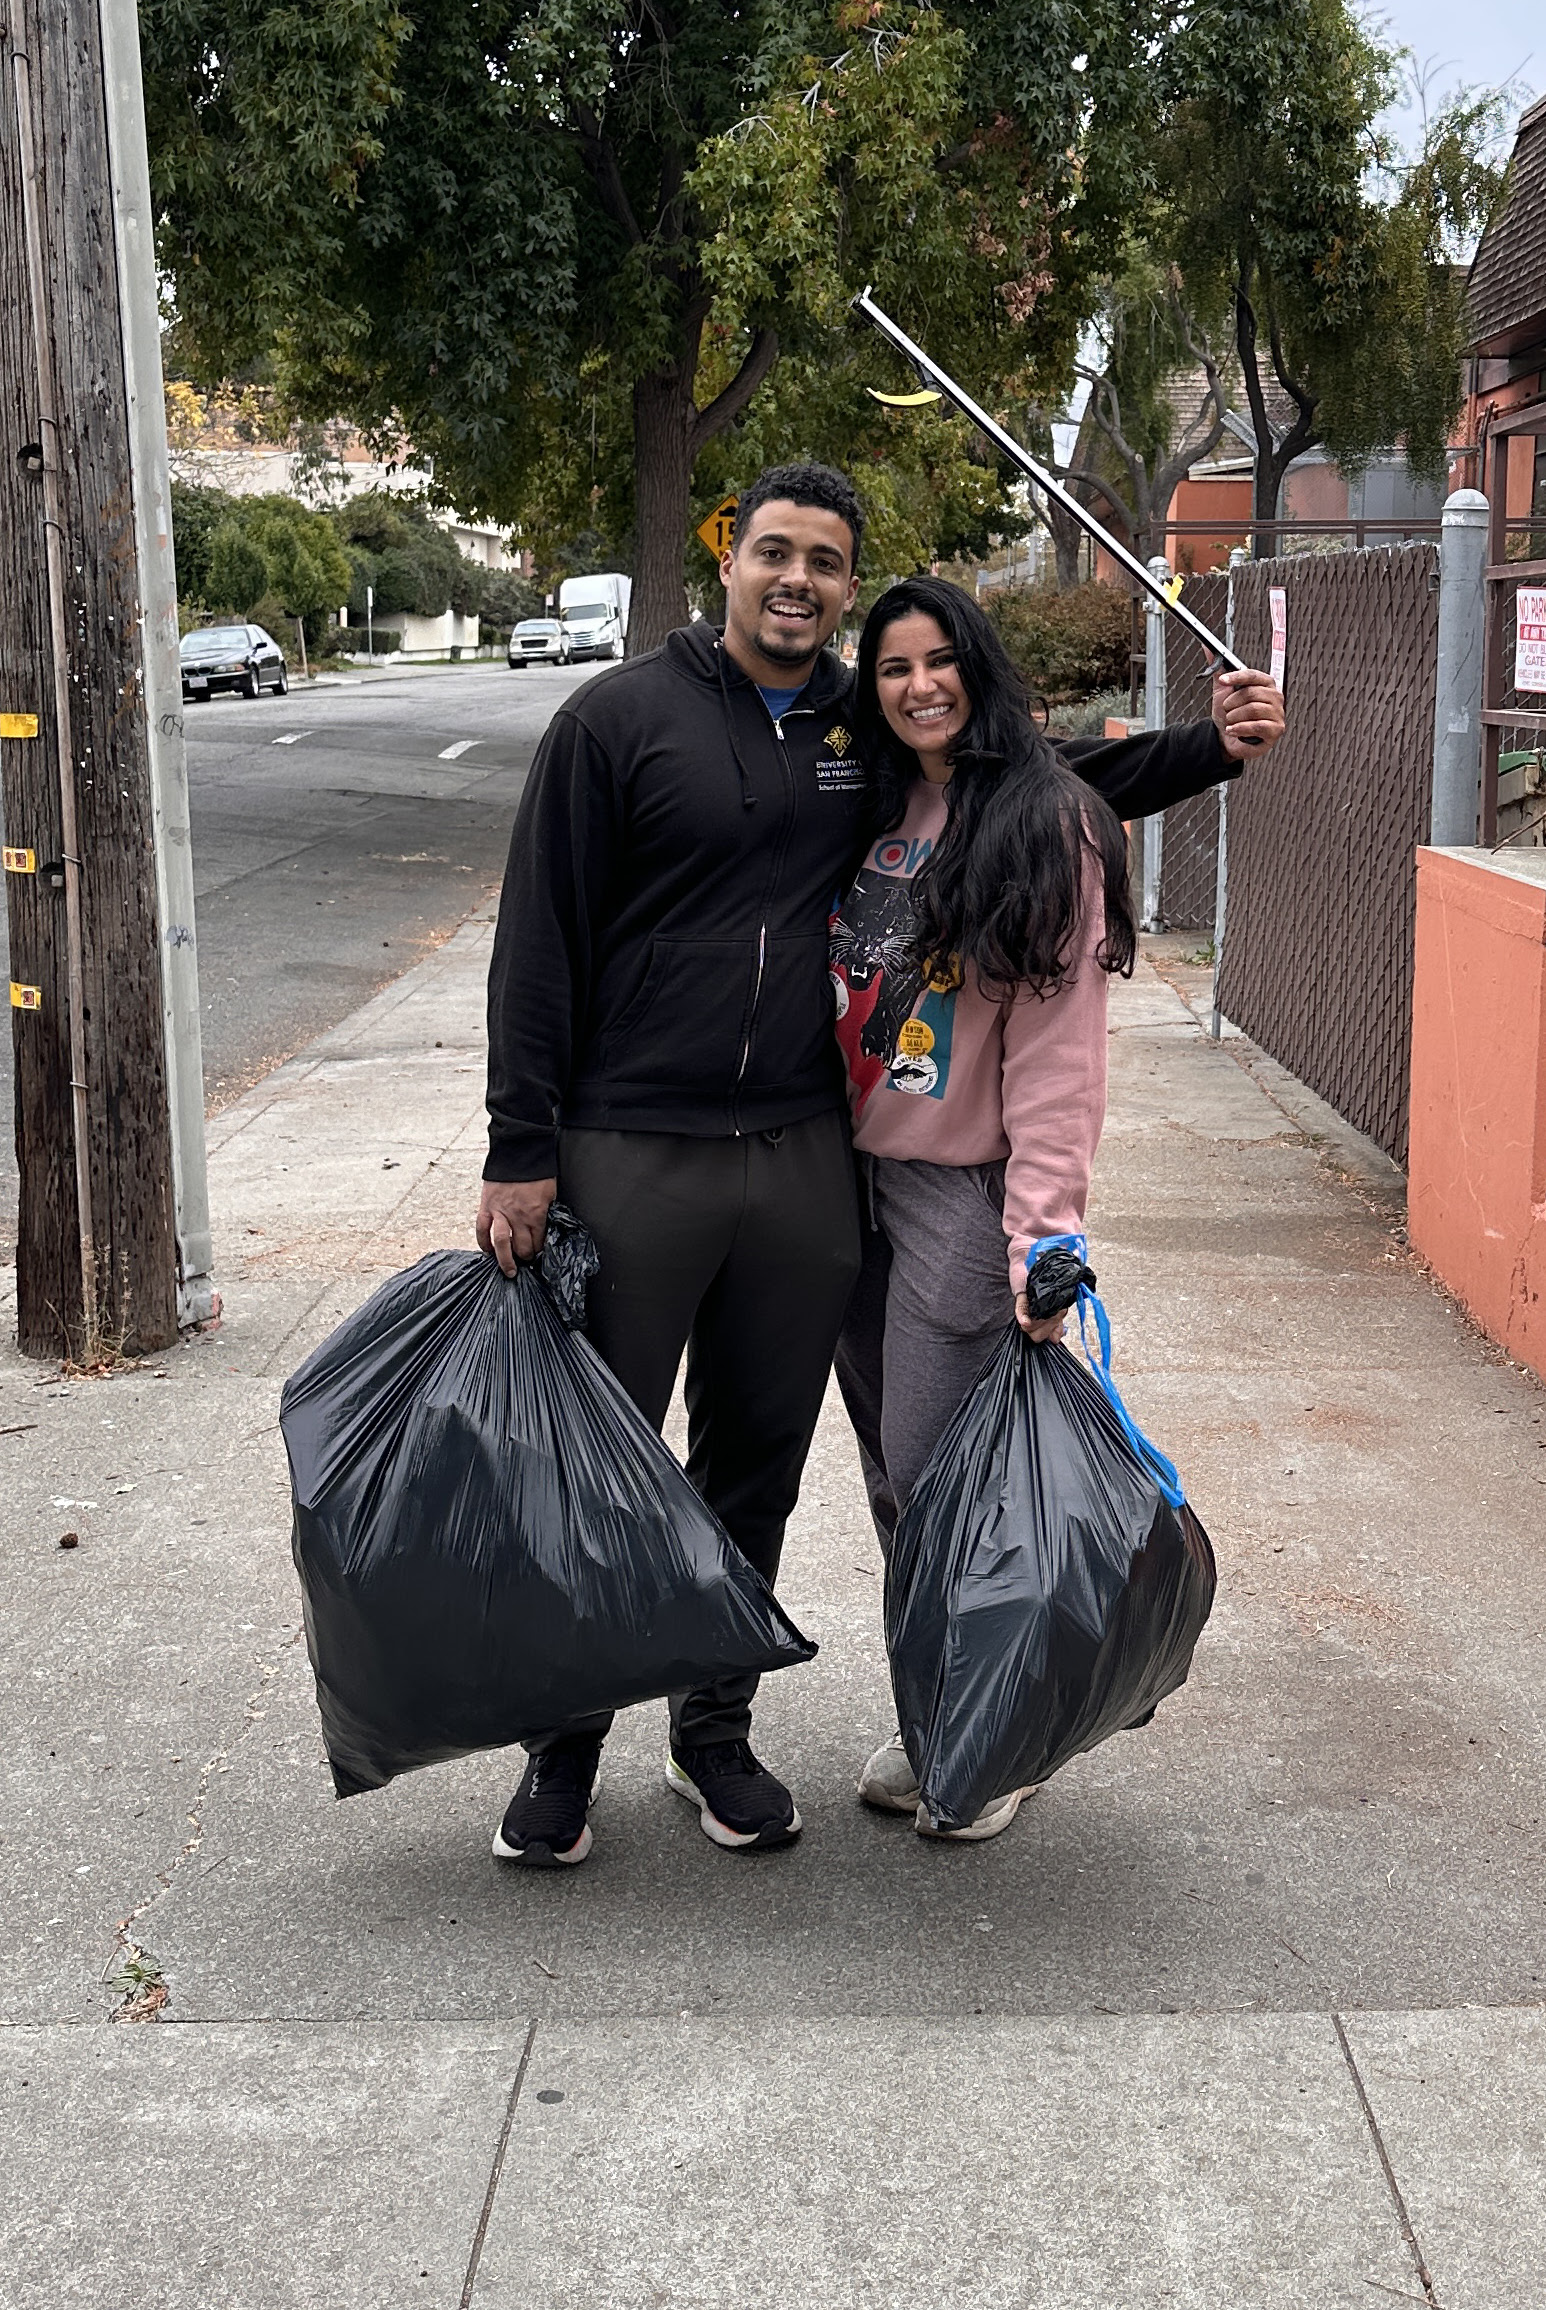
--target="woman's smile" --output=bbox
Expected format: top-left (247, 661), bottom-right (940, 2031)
top-left (874, 612), bottom-right (972, 770)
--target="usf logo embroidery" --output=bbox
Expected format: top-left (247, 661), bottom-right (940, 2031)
top-left (816, 721), bottom-right (865, 794)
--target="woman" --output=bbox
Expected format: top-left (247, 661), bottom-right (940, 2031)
top-left (830, 576), bottom-right (1137, 1843)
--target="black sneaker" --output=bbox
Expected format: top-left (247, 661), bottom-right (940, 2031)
top-left (492, 1738), bottom-right (603, 1868)
top-left (665, 1739), bottom-right (802, 1850)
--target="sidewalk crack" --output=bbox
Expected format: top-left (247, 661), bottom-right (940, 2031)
top-left (1333, 2013), bottom-right (1445, 2309)
top-left (101, 1644), bottom-right (291, 2019)
top-left (460, 2019), bottom-right (538, 2307)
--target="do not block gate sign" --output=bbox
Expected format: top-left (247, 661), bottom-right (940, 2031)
top-left (1517, 588), bottom-right (1546, 696)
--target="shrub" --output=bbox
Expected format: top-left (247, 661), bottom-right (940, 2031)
top-left (333, 492), bottom-right (483, 621)
top-left (983, 581), bottom-right (1131, 703)
top-left (1047, 686), bottom-right (1133, 738)
top-left (347, 626), bottom-right (402, 657)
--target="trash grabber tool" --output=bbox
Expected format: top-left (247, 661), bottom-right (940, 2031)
top-left (852, 287), bottom-right (1252, 679)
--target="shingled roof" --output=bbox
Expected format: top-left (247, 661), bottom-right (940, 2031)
top-left (1467, 92), bottom-right (1546, 357)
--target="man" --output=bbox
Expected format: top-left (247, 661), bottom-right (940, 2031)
top-left (477, 461), bottom-right (1284, 1867)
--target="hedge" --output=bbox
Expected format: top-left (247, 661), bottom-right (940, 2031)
top-left (982, 581), bottom-right (1131, 703)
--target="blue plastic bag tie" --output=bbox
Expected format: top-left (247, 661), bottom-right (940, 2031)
top-left (1025, 1233), bottom-right (1186, 1509)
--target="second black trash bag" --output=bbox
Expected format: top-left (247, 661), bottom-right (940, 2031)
top-left (282, 1230), bottom-right (817, 1796)
top-left (886, 1268), bottom-right (1216, 1833)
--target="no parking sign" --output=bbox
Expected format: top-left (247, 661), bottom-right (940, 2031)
top-left (1517, 588), bottom-right (1546, 695)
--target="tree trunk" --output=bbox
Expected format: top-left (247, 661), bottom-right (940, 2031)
top-left (629, 368), bottom-right (696, 655)
top-left (0, 0), bottom-right (180, 1355)
top-left (1046, 494), bottom-right (1084, 589)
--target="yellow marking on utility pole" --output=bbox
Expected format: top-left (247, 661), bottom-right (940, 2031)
top-left (696, 495), bottom-right (738, 557)
top-left (3, 847), bottom-right (37, 874)
top-left (0, 712), bottom-right (40, 739)
top-left (10, 982), bottom-right (43, 1011)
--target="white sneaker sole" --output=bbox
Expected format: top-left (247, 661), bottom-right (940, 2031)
top-left (664, 1754), bottom-right (802, 1849)
top-left (915, 1785), bottom-right (1036, 1842)
top-left (491, 1767), bottom-right (600, 1866)
top-left (857, 1745), bottom-right (922, 1814)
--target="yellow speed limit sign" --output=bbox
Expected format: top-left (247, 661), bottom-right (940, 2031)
top-left (696, 495), bottom-right (738, 557)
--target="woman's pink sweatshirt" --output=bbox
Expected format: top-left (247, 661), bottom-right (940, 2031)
top-left (830, 776), bottom-right (1109, 1295)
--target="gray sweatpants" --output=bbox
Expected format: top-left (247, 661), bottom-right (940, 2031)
top-left (833, 1155), bottom-right (1018, 1553)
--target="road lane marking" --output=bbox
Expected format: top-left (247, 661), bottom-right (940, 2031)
top-left (272, 732), bottom-right (314, 745)
top-left (438, 738), bottom-right (483, 760)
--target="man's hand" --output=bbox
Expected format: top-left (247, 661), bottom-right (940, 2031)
top-left (1212, 668), bottom-right (1285, 761)
top-left (477, 1178), bottom-right (557, 1275)
top-left (1015, 1291), bottom-right (1066, 1344)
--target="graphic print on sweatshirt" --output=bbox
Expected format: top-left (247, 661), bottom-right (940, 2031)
top-left (830, 834), bottom-right (961, 1113)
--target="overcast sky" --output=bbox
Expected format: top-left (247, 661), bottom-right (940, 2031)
top-left (1367, 0), bottom-right (1537, 152)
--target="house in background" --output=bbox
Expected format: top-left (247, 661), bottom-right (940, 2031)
top-left (1464, 90), bottom-right (1546, 519)
top-left (1460, 89), bottom-right (1546, 837)
top-left (164, 388), bottom-right (534, 658)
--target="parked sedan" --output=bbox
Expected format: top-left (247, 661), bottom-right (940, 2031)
top-left (181, 624), bottom-right (289, 701)
top-left (508, 619), bottom-right (571, 668)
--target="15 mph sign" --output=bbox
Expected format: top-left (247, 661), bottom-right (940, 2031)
top-left (697, 495), bottom-right (738, 557)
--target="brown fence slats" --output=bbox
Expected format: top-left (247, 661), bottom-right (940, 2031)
top-left (1214, 546), bottom-right (1438, 1164)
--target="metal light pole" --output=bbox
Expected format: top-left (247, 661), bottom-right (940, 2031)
top-left (1429, 490), bottom-right (1489, 847)
top-left (1211, 547), bottom-right (1252, 1040)
top-left (1142, 555), bottom-right (1171, 932)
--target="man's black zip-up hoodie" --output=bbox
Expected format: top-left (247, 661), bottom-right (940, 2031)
top-left (484, 619), bottom-right (1238, 1182)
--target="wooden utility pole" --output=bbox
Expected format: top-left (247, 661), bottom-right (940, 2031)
top-left (0, 0), bottom-right (213, 1358)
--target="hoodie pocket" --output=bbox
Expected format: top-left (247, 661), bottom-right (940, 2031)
top-left (744, 932), bottom-right (843, 1094)
top-left (601, 937), bottom-right (758, 1091)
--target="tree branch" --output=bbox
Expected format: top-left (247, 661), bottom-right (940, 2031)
top-left (1046, 458), bottom-right (1135, 528)
top-left (1149, 318), bottom-right (1229, 516)
top-left (1267, 316), bottom-right (1317, 432)
top-left (1234, 269), bottom-right (1279, 523)
top-left (1073, 366), bottom-right (1147, 515)
top-left (689, 326), bottom-right (780, 454)
top-left (570, 102), bottom-right (644, 247)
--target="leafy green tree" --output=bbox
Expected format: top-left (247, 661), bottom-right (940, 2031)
top-left (204, 518), bottom-right (270, 614)
top-left (479, 568), bottom-right (546, 635)
top-left (333, 492), bottom-right (486, 619)
top-left (1151, 2), bottom-right (1508, 526)
top-left (144, 0), bottom-right (1164, 649)
top-left (167, 481), bottom-right (243, 602)
top-left (1028, 255), bottom-right (1232, 571)
top-left (141, 0), bottom-right (408, 375)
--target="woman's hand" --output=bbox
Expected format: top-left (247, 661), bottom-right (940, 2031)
top-left (1015, 1291), bottom-right (1065, 1343)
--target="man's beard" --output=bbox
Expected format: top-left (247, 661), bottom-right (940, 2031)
top-left (755, 603), bottom-right (824, 664)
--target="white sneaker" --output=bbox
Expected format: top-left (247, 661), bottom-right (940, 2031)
top-left (915, 1785), bottom-right (1036, 1843)
top-left (857, 1731), bottom-right (921, 1814)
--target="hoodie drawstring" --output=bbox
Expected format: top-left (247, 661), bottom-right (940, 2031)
top-left (716, 640), bottom-right (759, 810)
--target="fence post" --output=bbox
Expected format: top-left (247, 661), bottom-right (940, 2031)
top-left (1429, 488), bottom-right (1489, 845)
top-left (1211, 547), bottom-right (1251, 1040)
top-left (1142, 554), bottom-right (1170, 931)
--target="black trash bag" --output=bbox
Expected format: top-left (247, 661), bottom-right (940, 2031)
top-left (887, 1280), bottom-right (1215, 1833)
top-left (281, 1240), bottom-right (817, 1797)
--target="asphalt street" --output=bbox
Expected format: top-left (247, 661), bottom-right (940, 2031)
top-left (0, 659), bottom-right (591, 1262)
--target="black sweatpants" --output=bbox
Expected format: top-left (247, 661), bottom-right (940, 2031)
top-left (530, 1109), bottom-right (861, 1752)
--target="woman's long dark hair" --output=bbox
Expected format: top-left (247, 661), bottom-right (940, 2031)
top-left (854, 576), bottom-right (1136, 997)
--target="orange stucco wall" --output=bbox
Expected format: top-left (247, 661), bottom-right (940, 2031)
top-left (1163, 474), bottom-right (1252, 570)
top-left (1408, 848), bottom-right (1546, 1376)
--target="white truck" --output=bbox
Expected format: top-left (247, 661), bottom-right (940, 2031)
top-left (558, 572), bottom-right (632, 663)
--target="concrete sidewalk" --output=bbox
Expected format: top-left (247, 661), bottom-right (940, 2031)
top-left (3, 921), bottom-right (1544, 2309)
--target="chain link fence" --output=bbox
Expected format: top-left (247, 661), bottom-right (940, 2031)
top-left (1213, 544), bottom-right (1439, 1163)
